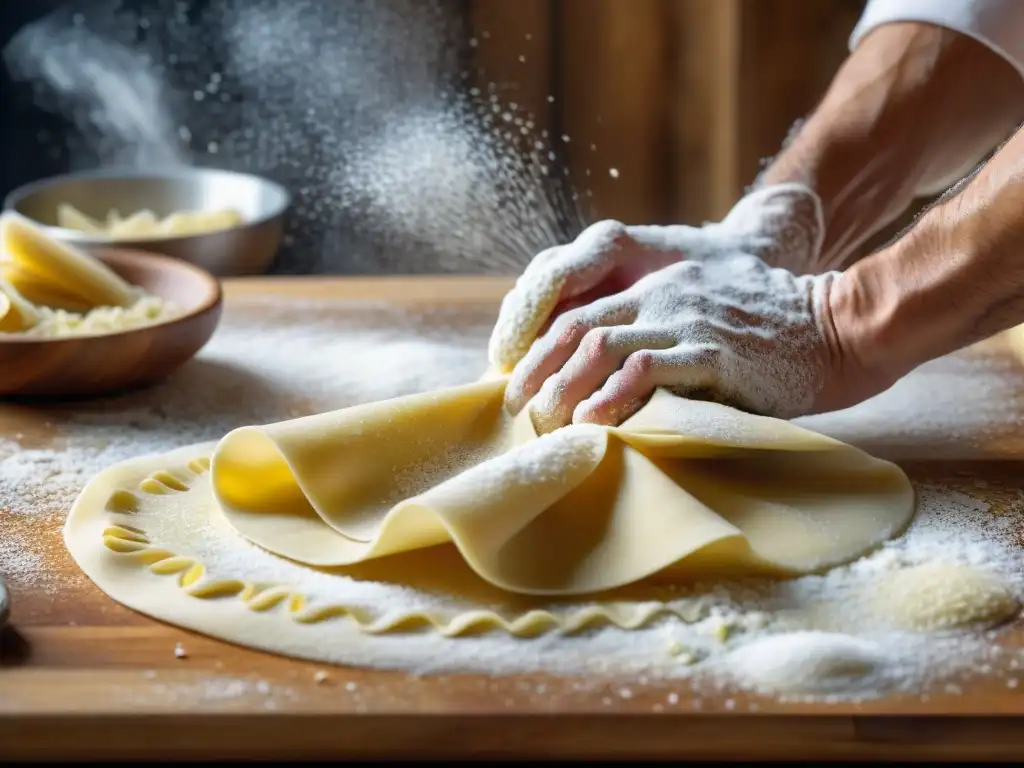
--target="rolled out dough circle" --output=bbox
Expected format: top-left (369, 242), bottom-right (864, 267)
top-left (64, 376), bottom-right (917, 667)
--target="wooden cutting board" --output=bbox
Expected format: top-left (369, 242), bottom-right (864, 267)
top-left (1, 276), bottom-right (1022, 760)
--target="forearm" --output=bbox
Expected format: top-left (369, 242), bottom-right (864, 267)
top-left (831, 123), bottom-right (1024, 389)
top-left (759, 22), bottom-right (1024, 272)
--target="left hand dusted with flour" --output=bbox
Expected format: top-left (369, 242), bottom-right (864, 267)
top-left (492, 182), bottom-right (840, 431)
top-left (505, 253), bottom-right (848, 433)
top-left (487, 183), bottom-right (825, 378)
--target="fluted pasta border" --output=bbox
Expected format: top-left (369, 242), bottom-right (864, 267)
top-left (99, 455), bottom-right (709, 638)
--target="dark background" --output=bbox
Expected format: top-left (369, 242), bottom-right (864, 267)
top-left (1, 1), bottom-right (74, 198)
top-left (1, 1), bottom-right (871, 275)
top-left (0, 0), bottom-right (464, 275)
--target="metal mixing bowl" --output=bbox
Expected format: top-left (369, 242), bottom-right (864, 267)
top-left (3, 167), bottom-right (291, 277)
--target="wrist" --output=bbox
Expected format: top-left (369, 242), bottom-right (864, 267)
top-left (760, 23), bottom-right (1024, 272)
top-left (762, 130), bottom-right (920, 271)
top-left (835, 120), bottom-right (1024, 396)
top-left (826, 216), bottom-right (970, 394)
top-left (810, 268), bottom-right (894, 413)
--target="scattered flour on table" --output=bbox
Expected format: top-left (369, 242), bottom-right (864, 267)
top-left (795, 348), bottom-right (1024, 460)
top-left (133, 470), bottom-right (1023, 700)
top-left (0, 296), bottom-right (492, 519)
top-left (117, 670), bottom-right (302, 710)
top-left (719, 632), bottom-right (889, 697)
top-left (2, 296), bottom-right (1023, 703)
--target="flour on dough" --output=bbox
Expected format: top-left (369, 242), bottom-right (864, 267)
top-left (63, 373), bottom-right (918, 670)
top-left (0, 213), bottom-right (139, 312)
top-left (209, 376), bottom-right (914, 595)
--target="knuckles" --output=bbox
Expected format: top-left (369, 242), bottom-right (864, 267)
top-left (569, 219), bottom-right (636, 264)
top-left (623, 349), bottom-right (659, 378)
top-left (552, 313), bottom-right (591, 349)
top-left (581, 327), bottom-right (612, 359)
top-left (687, 344), bottom-right (723, 368)
top-left (521, 245), bottom-right (565, 277)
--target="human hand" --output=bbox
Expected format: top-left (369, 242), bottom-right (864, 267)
top-left (504, 251), bottom-right (851, 433)
top-left (488, 182), bottom-right (824, 375)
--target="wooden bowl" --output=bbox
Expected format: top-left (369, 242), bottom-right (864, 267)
top-left (0, 249), bottom-right (222, 398)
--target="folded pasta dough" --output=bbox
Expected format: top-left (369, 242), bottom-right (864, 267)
top-left (212, 377), bottom-right (915, 596)
top-left (0, 275), bottom-right (40, 331)
top-left (0, 213), bottom-right (140, 311)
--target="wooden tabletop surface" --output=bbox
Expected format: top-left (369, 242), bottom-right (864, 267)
top-left (1, 276), bottom-right (1022, 761)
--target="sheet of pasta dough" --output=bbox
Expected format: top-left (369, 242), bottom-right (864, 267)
top-left (65, 376), bottom-right (915, 653)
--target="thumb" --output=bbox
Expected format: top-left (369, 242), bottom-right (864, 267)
top-left (487, 221), bottom-right (626, 372)
top-left (721, 182), bottom-right (825, 269)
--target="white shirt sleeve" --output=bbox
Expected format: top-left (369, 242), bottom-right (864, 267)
top-left (850, 0), bottom-right (1024, 80)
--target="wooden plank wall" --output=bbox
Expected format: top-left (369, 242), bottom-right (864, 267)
top-left (465, 0), bottom-right (864, 230)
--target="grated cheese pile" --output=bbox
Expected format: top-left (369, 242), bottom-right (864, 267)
top-left (23, 295), bottom-right (182, 338)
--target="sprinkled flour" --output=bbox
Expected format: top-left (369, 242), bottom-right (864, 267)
top-left (0, 297), bottom-right (492, 516)
top-left (5, 0), bottom-right (589, 275)
top-left (4, 0), bottom-right (1021, 708)
top-left (2, 296), bottom-right (1022, 703)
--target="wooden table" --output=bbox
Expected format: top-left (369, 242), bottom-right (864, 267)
top-left (2, 276), bottom-right (1023, 761)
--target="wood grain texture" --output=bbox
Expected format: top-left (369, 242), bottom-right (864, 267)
top-left (670, 0), bottom-right (742, 223)
top-left (461, 0), bottom-right (866, 229)
top-left (0, 249), bottom-right (222, 398)
top-left (557, 0), bottom-right (675, 226)
top-left (1, 276), bottom-right (1022, 761)
top-left (736, 0), bottom-right (864, 186)
top-left (466, 0), bottom-right (554, 137)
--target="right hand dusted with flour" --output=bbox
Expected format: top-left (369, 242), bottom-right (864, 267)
top-left (488, 182), bottom-right (825, 376)
top-left (505, 254), bottom-right (856, 433)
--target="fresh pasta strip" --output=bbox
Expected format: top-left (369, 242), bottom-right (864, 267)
top-left (0, 275), bottom-right (40, 332)
top-left (0, 213), bottom-right (140, 311)
top-left (57, 203), bottom-right (243, 240)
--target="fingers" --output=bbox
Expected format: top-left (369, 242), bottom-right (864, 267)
top-left (487, 221), bottom-right (630, 373)
top-left (504, 295), bottom-right (635, 416)
top-left (573, 344), bottom-right (724, 427)
top-left (526, 325), bottom-right (676, 433)
top-left (537, 281), bottom-right (619, 337)
top-left (520, 244), bottom-right (565, 278)
top-left (487, 246), bottom-right (569, 373)
top-left (625, 224), bottom-right (708, 263)
top-left (720, 183), bottom-right (824, 270)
